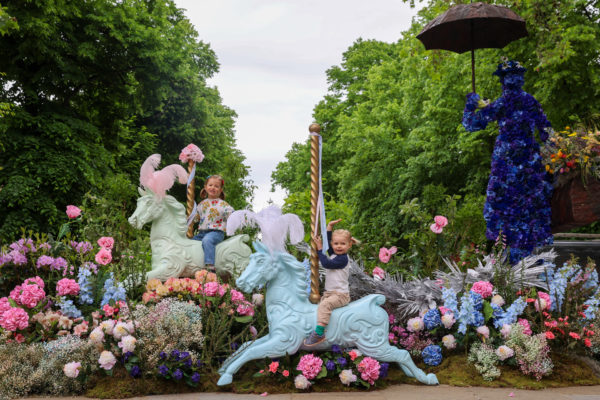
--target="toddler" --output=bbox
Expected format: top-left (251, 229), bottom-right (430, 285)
top-left (304, 219), bottom-right (357, 346)
top-left (193, 175), bottom-right (234, 270)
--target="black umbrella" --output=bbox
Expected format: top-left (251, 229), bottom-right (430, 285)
top-left (416, 2), bottom-right (528, 92)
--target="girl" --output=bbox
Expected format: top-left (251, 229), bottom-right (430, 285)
top-left (305, 219), bottom-right (358, 346)
top-left (193, 175), bottom-right (234, 270)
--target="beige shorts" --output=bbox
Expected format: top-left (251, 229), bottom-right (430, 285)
top-left (316, 291), bottom-right (350, 327)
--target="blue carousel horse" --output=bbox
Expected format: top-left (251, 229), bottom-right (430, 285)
top-left (217, 241), bottom-right (438, 386)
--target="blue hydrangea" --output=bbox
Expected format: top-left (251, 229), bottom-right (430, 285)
top-left (57, 297), bottom-right (82, 319)
top-left (423, 309), bottom-right (442, 330)
top-left (469, 291), bottom-right (483, 311)
top-left (77, 266), bottom-right (94, 305)
top-left (442, 287), bottom-right (459, 316)
top-left (472, 311), bottom-right (484, 327)
top-left (100, 272), bottom-right (126, 306)
top-left (422, 345), bottom-right (443, 366)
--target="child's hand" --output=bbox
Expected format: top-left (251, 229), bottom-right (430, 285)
top-left (312, 235), bottom-right (323, 250)
top-left (327, 219), bottom-right (342, 230)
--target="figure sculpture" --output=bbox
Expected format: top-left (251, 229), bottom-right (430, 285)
top-left (128, 155), bottom-right (251, 280)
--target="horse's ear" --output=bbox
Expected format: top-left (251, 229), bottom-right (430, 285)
top-left (253, 241), bottom-right (269, 254)
top-left (138, 187), bottom-right (146, 196)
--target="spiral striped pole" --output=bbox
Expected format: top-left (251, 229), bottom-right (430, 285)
top-left (309, 123), bottom-right (321, 304)
top-left (186, 160), bottom-right (196, 238)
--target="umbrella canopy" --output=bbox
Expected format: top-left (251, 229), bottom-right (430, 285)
top-left (416, 2), bottom-right (528, 92)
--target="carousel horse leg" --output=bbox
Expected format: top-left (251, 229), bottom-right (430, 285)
top-left (359, 344), bottom-right (438, 385)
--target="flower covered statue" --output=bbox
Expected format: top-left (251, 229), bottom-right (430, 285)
top-left (462, 59), bottom-right (553, 263)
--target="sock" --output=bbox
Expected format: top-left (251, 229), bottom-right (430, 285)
top-left (315, 325), bottom-right (325, 336)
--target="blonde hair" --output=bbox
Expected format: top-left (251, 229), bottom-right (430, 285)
top-left (331, 229), bottom-right (360, 245)
top-left (200, 175), bottom-right (226, 200)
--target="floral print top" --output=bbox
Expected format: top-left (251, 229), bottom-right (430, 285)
top-left (195, 198), bottom-right (234, 232)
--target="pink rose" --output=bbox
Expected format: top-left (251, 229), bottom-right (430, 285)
top-left (268, 361), bottom-right (279, 373)
top-left (66, 205), bottom-right (81, 219)
top-left (56, 278), bottom-right (80, 296)
top-left (102, 304), bottom-right (116, 317)
top-left (471, 281), bottom-right (494, 298)
top-left (378, 246), bottom-right (397, 263)
top-left (73, 321), bottom-right (89, 336)
top-left (230, 289), bottom-right (245, 303)
top-left (430, 215), bottom-right (448, 234)
top-left (372, 267), bottom-right (385, 281)
top-left (98, 351), bottom-right (117, 370)
top-left (476, 325), bottom-right (490, 339)
top-left (0, 307), bottom-right (29, 331)
top-left (14, 333), bottom-right (25, 343)
top-left (95, 248), bottom-right (112, 265)
top-left (97, 237), bottom-right (114, 250)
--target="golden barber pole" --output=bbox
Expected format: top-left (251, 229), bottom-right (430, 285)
top-left (186, 160), bottom-right (196, 238)
top-left (309, 123), bottom-right (321, 304)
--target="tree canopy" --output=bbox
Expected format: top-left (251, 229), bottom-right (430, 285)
top-left (272, 0), bottom-right (600, 246)
top-left (0, 0), bottom-right (252, 241)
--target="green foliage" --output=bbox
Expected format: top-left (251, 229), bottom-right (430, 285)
top-left (272, 0), bottom-right (600, 265)
top-left (0, 0), bottom-right (252, 242)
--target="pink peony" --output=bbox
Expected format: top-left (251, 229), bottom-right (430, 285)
top-left (19, 284), bottom-right (46, 308)
top-left (95, 248), bottom-right (112, 265)
top-left (252, 293), bottom-right (264, 306)
top-left (378, 246), bottom-right (397, 263)
top-left (339, 369), bottom-right (357, 386)
top-left (294, 374), bottom-right (311, 389)
top-left (545, 331), bottom-right (555, 340)
top-left (357, 356), bottom-right (380, 385)
top-left (66, 205), bottom-right (81, 219)
top-left (63, 362), bottom-right (82, 378)
top-left (97, 237), bottom-right (114, 250)
top-left (118, 335), bottom-right (137, 353)
top-left (496, 345), bottom-right (514, 361)
top-left (372, 266), bottom-right (386, 281)
top-left (406, 317), bottom-right (424, 332)
top-left (0, 307), bottom-right (29, 331)
top-left (179, 143), bottom-right (205, 163)
top-left (441, 313), bottom-right (455, 329)
top-left (501, 324), bottom-right (512, 338)
top-left (476, 325), bottom-right (490, 339)
top-left (442, 334), bottom-right (456, 349)
top-left (296, 354), bottom-right (323, 380)
top-left (518, 319), bottom-right (532, 335)
top-left (471, 281), bottom-right (494, 298)
top-left (56, 278), bottom-right (80, 296)
top-left (230, 289), bottom-right (245, 303)
top-left (535, 292), bottom-right (552, 312)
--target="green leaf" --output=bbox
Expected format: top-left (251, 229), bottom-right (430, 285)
top-left (483, 301), bottom-right (494, 322)
top-left (57, 223), bottom-right (70, 240)
top-left (316, 365), bottom-right (328, 379)
top-left (234, 315), bottom-right (253, 324)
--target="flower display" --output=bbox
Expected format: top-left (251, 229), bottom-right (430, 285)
top-left (66, 205), bottom-right (82, 219)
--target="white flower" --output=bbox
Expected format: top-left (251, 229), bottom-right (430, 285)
top-left (63, 361), bottom-right (81, 378)
top-left (406, 317), bottom-right (424, 332)
top-left (500, 324), bottom-right (512, 339)
top-left (98, 351), bottom-right (117, 370)
top-left (339, 369), bottom-right (357, 386)
top-left (89, 326), bottom-right (105, 344)
top-left (252, 293), bottom-right (264, 306)
top-left (112, 322), bottom-right (130, 339)
top-left (441, 313), bottom-right (455, 329)
top-left (476, 325), bottom-right (490, 339)
top-left (100, 319), bottom-right (116, 335)
top-left (118, 335), bottom-right (137, 353)
top-left (496, 345), bottom-right (515, 361)
top-left (294, 374), bottom-right (311, 389)
top-left (491, 294), bottom-right (505, 307)
top-left (442, 334), bottom-right (456, 349)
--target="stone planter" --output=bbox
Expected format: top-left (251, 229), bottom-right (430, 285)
top-left (551, 177), bottom-right (600, 233)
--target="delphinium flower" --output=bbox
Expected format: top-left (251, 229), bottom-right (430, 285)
top-left (423, 309), bottom-right (441, 330)
top-left (470, 291), bottom-right (483, 311)
top-left (442, 287), bottom-right (459, 315)
top-left (493, 297), bottom-right (527, 329)
top-left (583, 287), bottom-right (600, 320)
top-left (101, 272), bottom-right (126, 306)
top-left (457, 292), bottom-right (476, 334)
top-left (77, 267), bottom-right (94, 305)
top-left (548, 264), bottom-right (576, 311)
top-left (57, 297), bottom-right (83, 319)
top-left (421, 345), bottom-right (443, 366)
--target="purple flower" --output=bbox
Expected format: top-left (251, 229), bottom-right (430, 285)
top-left (130, 365), bottom-right (141, 378)
top-left (51, 257), bottom-right (68, 271)
top-left (331, 344), bottom-right (342, 354)
top-left (158, 365), bottom-right (169, 376)
top-left (159, 351), bottom-right (167, 360)
top-left (170, 349), bottom-right (180, 361)
top-left (337, 357), bottom-right (347, 367)
top-left (173, 369), bottom-right (183, 380)
top-left (379, 362), bottom-right (389, 378)
top-left (326, 360), bottom-right (336, 371)
top-left (191, 372), bottom-right (201, 383)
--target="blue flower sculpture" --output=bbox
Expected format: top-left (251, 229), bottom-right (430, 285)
top-left (462, 60), bottom-right (553, 264)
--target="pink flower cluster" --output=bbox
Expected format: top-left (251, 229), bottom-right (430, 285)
top-left (357, 356), bottom-right (380, 385)
top-left (0, 306), bottom-right (29, 331)
top-left (179, 143), bottom-right (205, 163)
top-left (57, 278), bottom-right (80, 296)
top-left (9, 277), bottom-right (46, 308)
top-left (471, 281), bottom-right (494, 298)
top-left (430, 215), bottom-right (448, 234)
top-left (296, 353), bottom-right (323, 380)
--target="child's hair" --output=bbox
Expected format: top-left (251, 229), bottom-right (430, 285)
top-left (200, 175), bottom-right (226, 200)
top-left (331, 229), bottom-right (360, 246)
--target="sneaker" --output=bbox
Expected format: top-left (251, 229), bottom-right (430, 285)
top-left (304, 331), bottom-right (325, 346)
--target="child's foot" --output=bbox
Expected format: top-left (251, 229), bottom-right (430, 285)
top-left (304, 331), bottom-right (325, 346)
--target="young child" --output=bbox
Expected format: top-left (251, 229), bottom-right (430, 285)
top-left (304, 218), bottom-right (356, 346)
top-left (192, 175), bottom-right (234, 270)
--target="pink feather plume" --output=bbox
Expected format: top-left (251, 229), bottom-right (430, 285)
top-left (139, 154), bottom-right (188, 198)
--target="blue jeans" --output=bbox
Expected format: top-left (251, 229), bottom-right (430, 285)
top-left (192, 230), bottom-right (224, 265)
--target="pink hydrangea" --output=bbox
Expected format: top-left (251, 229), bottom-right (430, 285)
top-left (230, 289), bottom-right (245, 303)
top-left (204, 281), bottom-right (220, 297)
top-left (471, 281), bottom-right (494, 298)
top-left (9, 285), bottom-right (22, 304)
top-left (378, 247), bottom-right (397, 263)
top-left (95, 248), bottom-right (112, 265)
top-left (236, 301), bottom-right (255, 316)
top-left (19, 284), bottom-right (46, 308)
top-left (66, 205), bottom-right (81, 219)
top-left (23, 276), bottom-right (44, 288)
top-left (518, 319), bottom-right (532, 335)
top-left (97, 237), bottom-right (114, 250)
top-left (296, 354), bottom-right (323, 380)
top-left (357, 356), bottom-right (380, 385)
top-left (56, 278), bottom-right (80, 296)
top-left (179, 143), bottom-right (205, 163)
top-left (0, 297), bottom-right (12, 315)
top-left (372, 266), bottom-right (386, 280)
top-left (535, 292), bottom-right (552, 312)
top-left (0, 307), bottom-right (29, 331)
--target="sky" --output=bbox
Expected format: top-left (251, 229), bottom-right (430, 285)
top-left (173, 0), bottom-right (421, 210)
